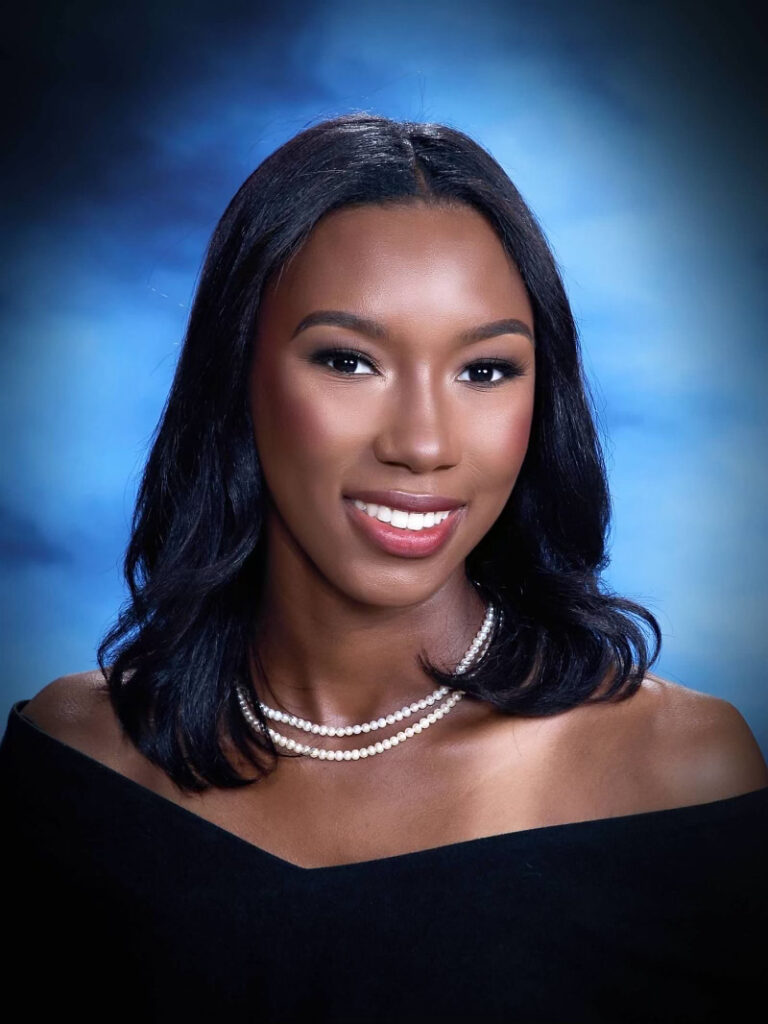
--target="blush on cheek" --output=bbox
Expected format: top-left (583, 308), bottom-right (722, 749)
top-left (510, 413), bottom-right (534, 457)
top-left (481, 408), bottom-right (533, 467)
top-left (267, 387), bottom-right (374, 487)
top-left (256, 370), bottom-right (328, 450)
top-left (285, 393), bottom-right (358, 453)
top-left (282, 396), bottom-right (325, 449)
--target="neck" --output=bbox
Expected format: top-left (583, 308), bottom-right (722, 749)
top-left (249, 562), bottom-right (488, 728)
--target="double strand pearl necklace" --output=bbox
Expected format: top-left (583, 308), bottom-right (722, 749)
top-left (235, 599), bottom-right (500, 762)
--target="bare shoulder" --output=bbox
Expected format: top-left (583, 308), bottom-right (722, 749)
top-left (20, 669), bottom-right (130, 770)
top-left (21, 670), bottom-right (195, 802)
top-left (22, 669), bottom-right (111, 732)
top-left (610, 671), bottom-right (768, 803)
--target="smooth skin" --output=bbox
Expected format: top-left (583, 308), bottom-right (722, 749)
top-left (22, 202), bottom-right (768, 869)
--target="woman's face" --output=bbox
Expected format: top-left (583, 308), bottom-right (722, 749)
top-left (249, 200), bottom-right (536, 607)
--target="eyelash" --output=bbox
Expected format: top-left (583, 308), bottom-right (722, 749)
top-left (309, 347), bottom-right (525, 388)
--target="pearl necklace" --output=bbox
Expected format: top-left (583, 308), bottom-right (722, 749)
top-left (235, 599), bottom-right (500, 762)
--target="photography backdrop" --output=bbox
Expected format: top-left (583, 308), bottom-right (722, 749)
top-left (2, 0), bottom-right (766, 754)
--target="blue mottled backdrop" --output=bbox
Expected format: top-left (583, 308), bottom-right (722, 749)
top-left (2, 0), bottom-right (766, 753)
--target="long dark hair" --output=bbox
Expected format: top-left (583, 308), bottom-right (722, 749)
top-left (97, 112), bottom-right (661, 792)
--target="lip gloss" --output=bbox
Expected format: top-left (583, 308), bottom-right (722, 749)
top-left (343, 499), bottom-right (465, 558)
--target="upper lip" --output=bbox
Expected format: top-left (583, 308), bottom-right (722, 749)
top-left (344, 490), bottom-right (465, 513)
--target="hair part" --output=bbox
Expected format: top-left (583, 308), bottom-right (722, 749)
top-left (97, 112), bottom-right (661, 792)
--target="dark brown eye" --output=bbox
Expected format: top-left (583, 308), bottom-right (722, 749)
top-left (458, 360), bottom-right (525, 386)
top-left (310, 348), bottom-right (377, 375)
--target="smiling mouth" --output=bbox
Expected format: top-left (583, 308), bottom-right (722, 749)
top-left (349, 499), bottom-right (455, 532)
top-left (343, 498), bottom-right (466, 558)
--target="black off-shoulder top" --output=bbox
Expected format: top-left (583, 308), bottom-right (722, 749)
top-left (2, 699), bottom-right (766, 1023)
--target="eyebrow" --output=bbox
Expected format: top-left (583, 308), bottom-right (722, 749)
top-left (290, 310), bottom-right (535, 346)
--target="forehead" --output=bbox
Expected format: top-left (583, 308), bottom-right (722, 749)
top-left (260, 202), bottom-right (533, 326)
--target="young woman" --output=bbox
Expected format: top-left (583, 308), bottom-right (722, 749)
top-left (3, 112), bottom-right (766, 1022)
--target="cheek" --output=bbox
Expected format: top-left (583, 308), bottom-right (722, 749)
top-left (252, 373), bottom-right (365, 491)
top-left (468, 397), bottom-right (534, 488)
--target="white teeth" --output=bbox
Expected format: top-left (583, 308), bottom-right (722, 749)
top-left (351, 500), bottom-right (454, 531)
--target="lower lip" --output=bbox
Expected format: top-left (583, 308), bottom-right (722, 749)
top-left (343, 499), bottom-right (466, 558)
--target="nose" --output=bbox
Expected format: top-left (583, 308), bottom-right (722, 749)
top-left (372, 366), bottom-right (460, 474)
